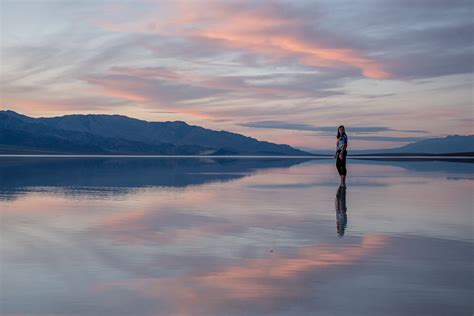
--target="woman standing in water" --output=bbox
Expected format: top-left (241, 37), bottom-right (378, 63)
top-left (336, 125), bottom-right (348, 188)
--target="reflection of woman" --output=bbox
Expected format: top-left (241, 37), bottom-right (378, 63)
top-left (335, 187), bottom-right (348, 237)
top-left (335, 125), bottom-right (348, 188)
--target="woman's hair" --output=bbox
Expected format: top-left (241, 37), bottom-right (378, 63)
top-left (337, 125), bottom-right (345, 139)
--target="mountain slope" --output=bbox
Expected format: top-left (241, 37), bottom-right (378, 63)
top-left (388, 135), bottom-right (474, 154)
top-left (0, 112), bottom-right (212, 154)
top-left (35, 113), bottom-right (303, 154)
top-left (351, 135), bottom-right (474, 155)
top-left (0, 110), bottom-right (310, 155)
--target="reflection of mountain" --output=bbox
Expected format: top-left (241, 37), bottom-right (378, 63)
top-left (350, 158), bottom-right (474, 174)
top-left (0, 157), bottom-right (312, 199)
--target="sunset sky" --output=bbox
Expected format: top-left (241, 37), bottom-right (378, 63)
top-left (1, 0), bottom-right (472, 150)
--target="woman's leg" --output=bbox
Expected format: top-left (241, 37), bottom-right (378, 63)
top-left (340, 154), bottom-right (347, 186)
top-left (336, 157), bottom-right (344, 186)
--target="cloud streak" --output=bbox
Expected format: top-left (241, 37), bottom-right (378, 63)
top-left (238, 121), bottom-right (428, 134)
top-left (97, 1), bottom-right (391, 79)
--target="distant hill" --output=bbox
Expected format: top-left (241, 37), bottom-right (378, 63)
top-left (355, 135), bottom-right (474, 155)
top-left (0, 110), bottom-right (311, 156)
top-left (387, 135), bottom-right (474, 154)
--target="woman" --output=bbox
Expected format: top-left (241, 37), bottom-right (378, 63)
top-left (335, 125), bottom-right (348, 188)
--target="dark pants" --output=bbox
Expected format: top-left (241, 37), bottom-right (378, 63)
top-left (336, 151), bottom-right (347, 176)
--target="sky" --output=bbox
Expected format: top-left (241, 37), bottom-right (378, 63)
top-left (1, 0), bottom-right (473, 150)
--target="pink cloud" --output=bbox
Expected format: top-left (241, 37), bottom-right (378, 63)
top-left (95, 1), bottom-right (391, 79)
top-left (82, 67), bottom-right (329, 121)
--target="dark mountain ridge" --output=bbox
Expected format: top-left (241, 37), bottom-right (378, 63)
top-left (0, 110), bottom-right (310, 155)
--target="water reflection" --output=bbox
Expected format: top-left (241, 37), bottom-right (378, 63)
top-left (351, 157), bottom-right (474, 174)
top-left (335, 187), bottom-right (348, 237)
top-left (0, 157), bottom-right (313, 200)
top-left (1, 157), bottom-right (472, 316)
top-left (94, 235), bottom-right (389, 316)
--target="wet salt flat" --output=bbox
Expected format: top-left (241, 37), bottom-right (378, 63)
top-left (0, 157), bottom-right (472, 316)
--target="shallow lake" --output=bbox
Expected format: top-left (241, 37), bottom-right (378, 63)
top-left (1, 157), bottom-right (472, 315)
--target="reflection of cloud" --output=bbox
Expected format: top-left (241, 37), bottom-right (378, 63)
top-left (96, 235), bottom-right (389, 315)
top-left (92, 202), bottom-right (322, 245)
top-left (93, 208), bottom-right (245, 244)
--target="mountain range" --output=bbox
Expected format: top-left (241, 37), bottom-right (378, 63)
top-left (354, 135), bottom-right (474, 155)
top-left (0, 110), bottom-right (309, 155)
top-left (0, 110), bottom-right (472, 156)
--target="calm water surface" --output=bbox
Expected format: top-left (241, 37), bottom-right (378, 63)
top-left (1, 157), bottom-right (472, 316)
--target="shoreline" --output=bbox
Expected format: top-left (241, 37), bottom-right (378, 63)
top-left (0, 154), bottom-right (473, 160)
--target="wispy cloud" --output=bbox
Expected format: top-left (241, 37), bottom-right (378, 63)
top-left (238, 121), bottom-right (428, 134)
top-left (96, 1), bottom-right (391, 79)
top-left (343, 135), bottom-right (424, 142)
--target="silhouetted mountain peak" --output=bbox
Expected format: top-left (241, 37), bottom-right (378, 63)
top-left (169, 120), bottom-right (188, 125)
top-left (1, 110), bottom-right (32, 120)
